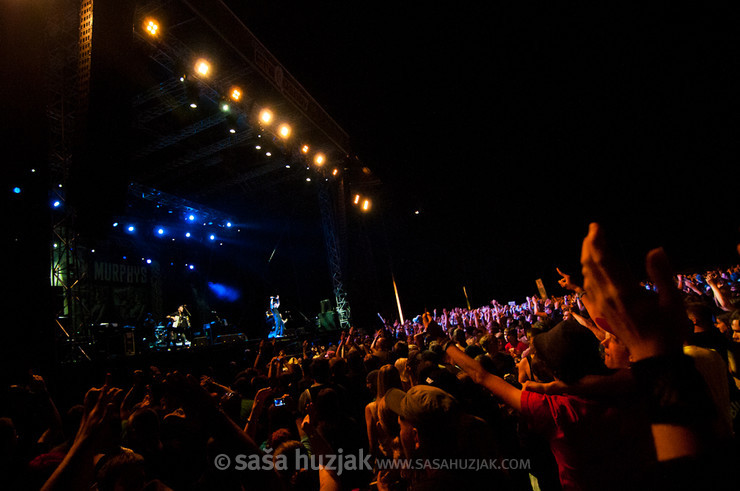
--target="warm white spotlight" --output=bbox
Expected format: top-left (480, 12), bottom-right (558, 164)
top-left (314, 153), bottom-right (326, 166)
top-left (354, 194), bottom-right (361, 205)
top-left (362, 199), bottom-right (371, 211)
top-left (144, 18), bottom-right (159, 37)
top-left (278, 123), bottom-right (291, 139)
top-left (259, 109), bottom-right (273, 124)
top-left (301, 144), bottom-right (310, 154)
top-left (230, 87), bottom-right (242, 101)
top-left (194, 58), bottom-right (211, 76)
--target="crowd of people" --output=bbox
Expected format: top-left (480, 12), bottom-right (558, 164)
top-left (2, 223), bottom-right (740, 490)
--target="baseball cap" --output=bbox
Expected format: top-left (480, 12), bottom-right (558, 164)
top-left (385, 385), bottom-right (459, 430)
top-left (532, 319), bottom-right (607, 383)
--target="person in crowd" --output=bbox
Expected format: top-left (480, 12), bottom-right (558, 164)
top-left (3, 221), bottom-right (738, 491)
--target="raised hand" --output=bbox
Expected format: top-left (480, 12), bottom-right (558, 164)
top-left (580, 223), bottom-right (690, 361)
top-left (556, 267), bottom-right (583, 293)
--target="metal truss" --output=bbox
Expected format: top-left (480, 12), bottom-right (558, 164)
top-left (318, 178), bottom-right (351, 330)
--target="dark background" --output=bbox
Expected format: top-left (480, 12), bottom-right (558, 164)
top-left (2, 3), bottom-right (739, 363)
top-left (226, 3), bottom-right (740, 313)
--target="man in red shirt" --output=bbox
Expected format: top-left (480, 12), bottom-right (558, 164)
top-left (503, 328), bottom-right (528, 358)
top-left (443, 319), bottom-right (654, 490)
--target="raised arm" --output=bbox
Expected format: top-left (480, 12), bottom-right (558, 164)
top-left (580, 223), bottom-right (709, 462)
top-left (442, 342), bottom-right (522, 411)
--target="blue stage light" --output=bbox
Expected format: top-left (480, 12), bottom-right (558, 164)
top-left (208, 282), bottom-right (241, 302)
top-left (13, 187), bottom-right (21, 194)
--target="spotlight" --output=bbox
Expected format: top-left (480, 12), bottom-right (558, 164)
top-left (259, 108), bottom-right (273, 125)
top-left (229, 86), bottom-right (242, 101)
top-left (353, 194), bottom-right (361, 205)
top-left (52, 200), bottom-right (61, 208)
top-left (194, 58), bottom-right (211, 77)
top-left (13, 187), bottom-right (21, 194)
top-left (314, 153), bottom-right (326, 166)
top-left (362, 199), bottom-right (371, 211)
top-left (220, 102), bottom-right (230, 112)
top-left (332, 168), bottom-right (339, 176)
top-left (185, 232), bottom-right (191, 238)
top-left (187, 214), bottom-right (196, 221)
top-left (185, 80), bottom-right (200, 108)
top-left (226, 222), bottom-right (232, 228)
top-left (127, 225), bottom-right (135, 233)
top-left (278, 123), bottom-right (291, 139)
top-left (301, 145), bottom-right (310, 154)
top-left (209, 234), bottom-right (215, 241)
top-left (155, 227), bottom-right (165, 236)
top-left (144, 18), bottom-right (159, 37)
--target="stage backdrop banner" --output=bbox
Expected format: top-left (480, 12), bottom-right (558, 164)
top-left (87, 259), bottom-right (160, 326)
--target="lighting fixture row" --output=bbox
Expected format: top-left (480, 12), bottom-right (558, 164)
top-left (143, 17), bottom-right (334, 173)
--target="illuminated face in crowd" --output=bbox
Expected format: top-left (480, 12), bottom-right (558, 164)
top-left (731, 319), bottom-right (740, 343)
top-left (600, 332), bottom-right (630, 369)
top-left (716, 317), bottom-right (730, 335)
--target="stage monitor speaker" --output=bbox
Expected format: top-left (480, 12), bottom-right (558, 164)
top-left (193, 336), bottom-right (210, 347)
top-left (216, 333), bottom-right (246, 344)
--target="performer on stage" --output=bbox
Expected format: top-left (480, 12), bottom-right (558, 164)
top-left (166, 304), bottom-right (191, 346)
top-left (267, 295), bottom-right (286, 339)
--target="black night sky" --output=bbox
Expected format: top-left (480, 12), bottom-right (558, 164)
top-left (224, 4), bottom-right (739, 316)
